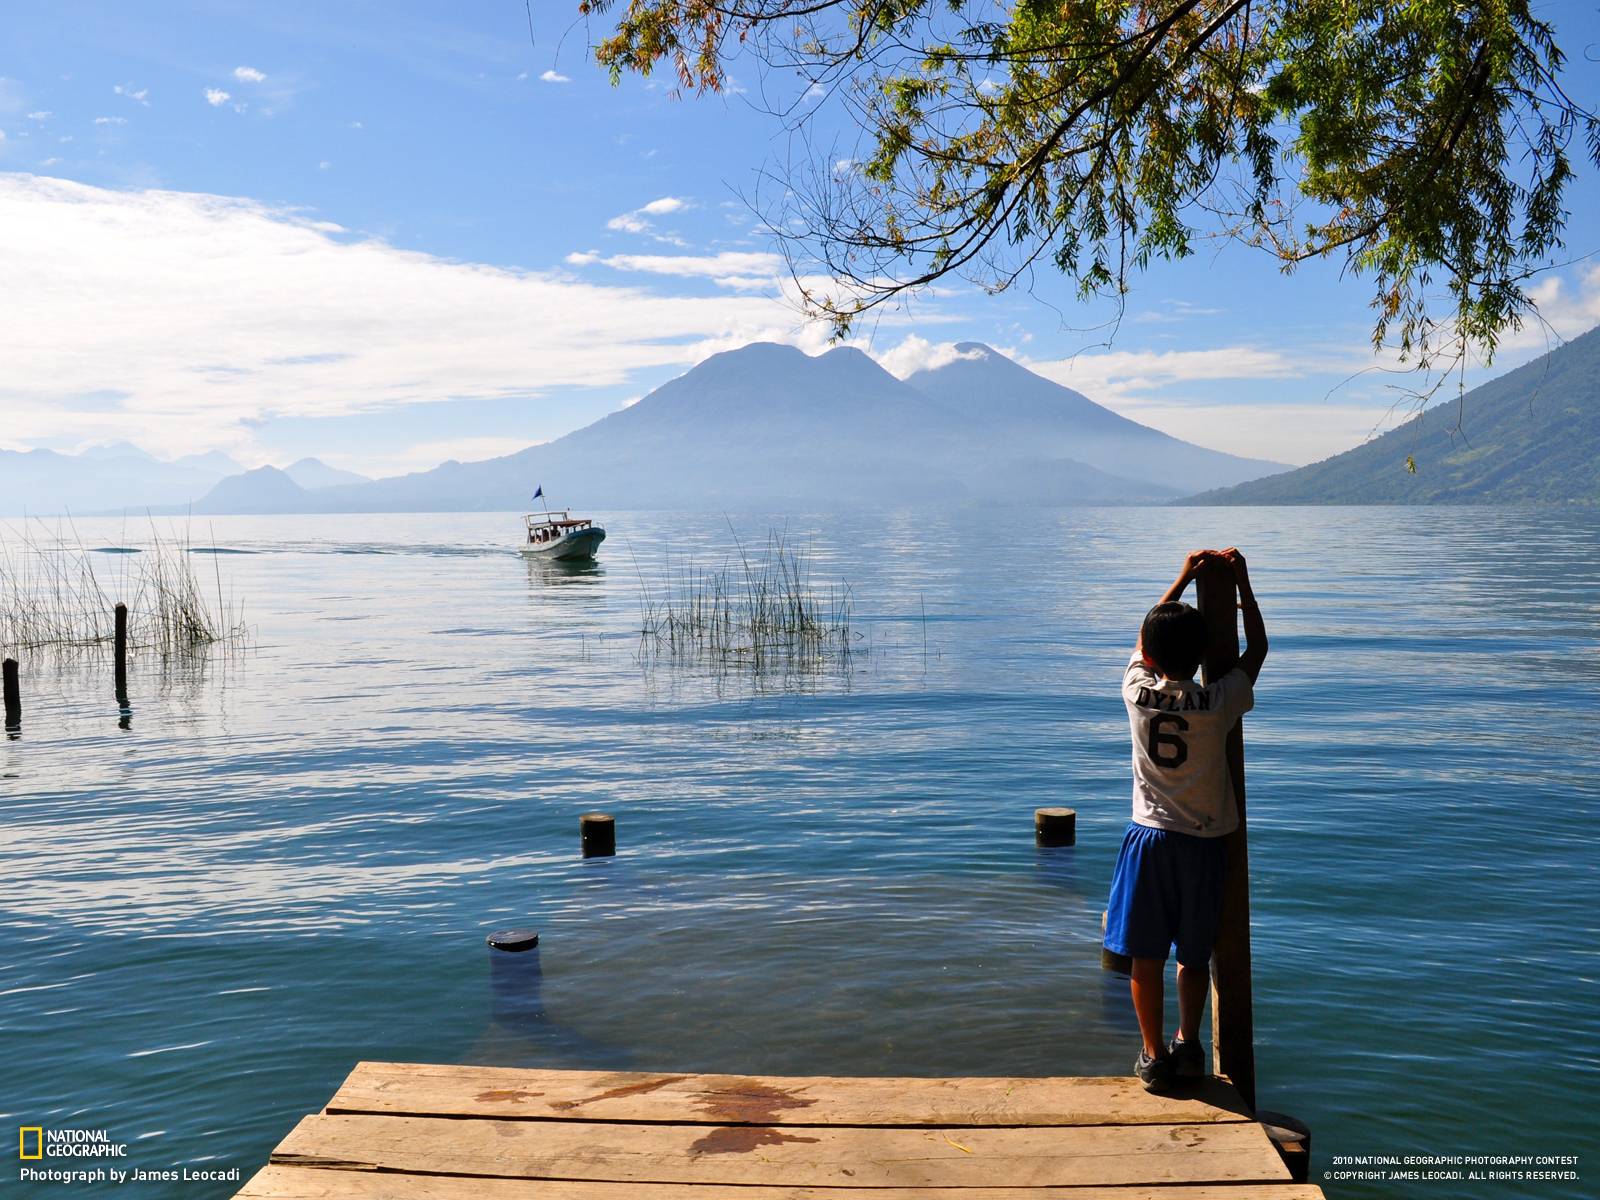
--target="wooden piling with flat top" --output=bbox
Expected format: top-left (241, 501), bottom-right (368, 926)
top-left (1035, 806), bottom-right (1076, 846)
top-left (3, 658), bottom-right (19, 729)
top-left (580, 812), bottom-right (616, 858)
top-left (114, 602), bottom-right (129, 705)
top-left (1100, 908), bottom-right (1131, 975)
top-left (1195, 560), bottom-right (1255, 1114)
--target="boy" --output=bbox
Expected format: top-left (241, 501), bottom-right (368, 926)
top-left (1103, 547), bottom-right (1267, 1093)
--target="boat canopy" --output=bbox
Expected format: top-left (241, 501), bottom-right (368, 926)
top-left (524, 510), bottom-right (593, 530)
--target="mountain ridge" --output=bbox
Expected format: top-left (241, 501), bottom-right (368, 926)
top-left (182, 340), bottom-right (1249, 512)
top-left (905, 343), bottom-right (1285, 493)
top-left (1185, 324), bottom-right (1600, 505)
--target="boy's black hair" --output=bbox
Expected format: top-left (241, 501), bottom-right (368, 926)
top-left (1141, 601), bottom-right (1207, 680)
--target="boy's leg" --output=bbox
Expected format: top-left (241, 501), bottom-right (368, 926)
top-left (1105, 823), bottom-right (1180, 1079)
top-left (1129, 957), bottom-right (1167, 1059)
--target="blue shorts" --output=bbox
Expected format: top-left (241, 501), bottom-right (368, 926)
top-left (1104, 822), bottom-right (1228, 967)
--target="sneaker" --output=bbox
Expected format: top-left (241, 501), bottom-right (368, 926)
top-left (1167, 1036), bottom-right (1206, 1079)
top-left (1135, 1049), bottom-right (1175, 1093)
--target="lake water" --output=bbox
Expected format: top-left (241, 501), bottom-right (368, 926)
top-left (3, 507), bottom-right (1596, 1198)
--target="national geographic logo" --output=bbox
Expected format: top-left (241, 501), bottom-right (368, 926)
top-left (16, 1126), bottom-right (129, 1159)
top-left (16, 1125), bottom-right (242, 1186)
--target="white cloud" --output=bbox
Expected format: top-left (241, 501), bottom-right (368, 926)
top-left (1131, 299), bottom-right (1224, 325)
top-left (1514, 265), bottom-right (1600, 347)
top-left (114, 84), bottom-right (149, 105)
top-left (1022, 345), bottom-right (1302, 399)
top-left (1095, 399), bottom-right (1396, 466)
top-left (27, 110), bottom-right (51, 121)
top-left (233, 66), bottom-right (267, 83)
top-left (318, 160), bottom-right (331, 170)
top-left (0, 174), bottom-right (830, 457)
top-left (606, 196), bottom-right (690, 237)
top-left (40, 156), bottom-right (59, 166)
top-left (873, 335), bottom-right (987, 379)
top-left (539, 69), bottom-right (570, 84)
top-left (371, 436), bottom-right (541, 476)
top-left (566, 250), bottom-right (784, 290)
top-left (204, 88), bottom-right (231, 107)
top-left (92, 116), bottom-right (126, 126)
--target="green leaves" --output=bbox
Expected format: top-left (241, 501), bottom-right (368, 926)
top-left (589, 0), bottom-right (1597, 359)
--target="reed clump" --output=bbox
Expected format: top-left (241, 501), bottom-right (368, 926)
top-left (637, 528), bottom-right (853, 671)
top-left (0, 523), bottom-right (247, 656)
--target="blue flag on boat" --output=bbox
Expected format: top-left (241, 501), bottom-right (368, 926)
top-left (532, 486), bottom-right (543, 500)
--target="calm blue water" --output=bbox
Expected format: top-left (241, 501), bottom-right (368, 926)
top-left (2, 508), bottom-right (1596, 1197)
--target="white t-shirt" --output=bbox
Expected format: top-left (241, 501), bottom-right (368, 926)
top-left (1123, 653), bottom-right (1253, 837)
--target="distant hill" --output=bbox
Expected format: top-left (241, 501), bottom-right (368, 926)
top-left (284, 458), bottom-right (369, 489)
top-left (195, 466), bottom-right (311, 514)
top-left (1187, 324), bottom-right (1600, 505)
top-left (0, 444), bottom-right (243, 516)
top-left (905, 343), bottom-right (1285, 492)
top-left (185, 341), bottom-right (1291, 513)
top-left (0, 443), bottom-right (370, 516)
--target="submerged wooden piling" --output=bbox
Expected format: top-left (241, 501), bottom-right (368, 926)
top-left (580, 812), bottom-right (616, 858)
top-left (113, 603), bottom-right (129, 705)
top-left (3, 658), bottom-right (19, 729)
top-left (1099, 909), bottom-right (1131, 975)
top-left (1258, 1109), bottom-right (1313, 1184)
top-left (486, 929), bottom-right (540, 953)
top-left (1196, 559), bottom-right (1255, 1113)
top-left (1034, 806), bottom-right (1076, 846)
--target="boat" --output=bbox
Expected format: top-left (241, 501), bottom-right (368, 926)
top-left (520, 508), bottom-right (606, 560)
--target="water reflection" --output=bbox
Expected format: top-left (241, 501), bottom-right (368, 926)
top-left (525, 557), bottom-right (606, 586)
top-left (471, 945), bottom-right (633, 1068)
top-left (1030, 844), bottom-right (1084, 896)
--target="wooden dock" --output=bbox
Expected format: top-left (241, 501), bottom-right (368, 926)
top-left (236, 1062), bottom-right (1325, 1198)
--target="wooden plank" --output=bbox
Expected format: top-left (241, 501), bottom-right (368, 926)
top-left (240, 1163), bottom-right (1327, 1199)
top-left (327, 1063), bottom-right (1254, 1126)
top-left (270, 1114), bottom-right (1292, 1189)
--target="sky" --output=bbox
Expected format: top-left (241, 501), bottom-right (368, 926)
top-left (2, 0), bottom-right (1599, 476)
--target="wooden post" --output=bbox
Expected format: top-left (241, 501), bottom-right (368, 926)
top-left (2, 658), bottom-right (19, 730)
top-left (1195, 561), bottom-right (1255, 1112)
top-left (1257, 1110), bottom-right (1312, 1183)
top-left (113, 602), bottom-right (129, 705)
top-left (1034, 807), bottom-right (1076, 846)
top-left (486, 929), bottom-right (540, 953)
top-left (580, 812), bottom-right (616, 858)
top-left (1100, 909), bottom-right (1131, 976)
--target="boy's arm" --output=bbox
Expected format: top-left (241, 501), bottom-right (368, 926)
top-left (1135, 550), bottom-right (1217, 659)
top-left (1223, 547), bottom-right (1268, 683)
